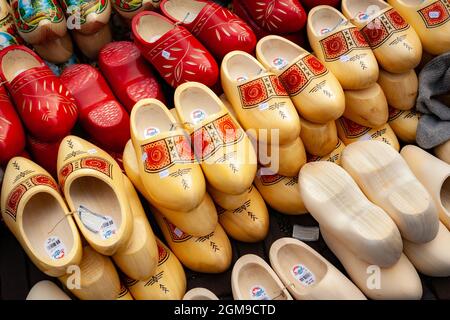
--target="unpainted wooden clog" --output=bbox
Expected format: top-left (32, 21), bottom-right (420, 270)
top-left (378, 69), bottom-right (418, 111)
top-left (183, 288), bottom-right (219, 300)
top-left (388, 107), bottom-right (420, 143)
top-left (26, 281), bottom-right (71, 300)
top-left (300, 117), bottom-right (338, 157)
top-left (435, 140), bottom-right (450, 164)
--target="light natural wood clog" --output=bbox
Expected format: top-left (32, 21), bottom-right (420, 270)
top-left (254, 169), bottom-right (307, 215)
top-left (388, 107), bottom-right (420, 143)
top-left (130, 98), bottom-right (206, 212)
top-left (300, 118), bottom-right (338, 156)
top-left (256, 35), bottom-right (345, 124)
top-left (269, 238), bottom-right (366, 300)
top-left (263, 137), bottom-right (307, 177)
top-left (321, 227), bottom-right (422, 300)
top-left (183, 288), bottom-right (219, 300)
top-left (174, 82), bottom-right (257, 195)
top-left (388, 0), bottom-right (450, 55)
top-left (401, 145), bottom-right (450, 229)
top-left (26, 281), bottom-right (71, 300)
top-left (126, 238), bottom-right (186, 300)
top-left (435, 140), bottom-right (450, 164)
top-left (307, 5), bottom-right (379, 90)
top-left (341, 140), bottom-right (439, 243)
top-left (153, 208), bottom-right (232, 273)
top-left (71, 23), bottom-right (112, 59)
top-left (207, 183), bottom-right (249, 210)
top-left (112, 175), bottom-right (158, 281)
top-left (336, 117), bottom-right (400, 151)
top-left (232, 254), bottom-right (293, 300)
top-left (343, 83), bottom-right (389, 128)
top-left (299, 161), bottom-right (403, 267)
top-left (221, 51), bottom-right (301, 145)
top-left (342, 0), bottom-right (422, 73)
top-left (217, 185), bottom-right (269, 243)
top-left (1, 157), bottom-right (82, 277)
top-left (307, 139), bottom-right (346, 166)
top-left (117, 283), bottom-right (134, 300)
top-left (59, 245), bottom-right (121, 300)
top-left (378, 69), bottom-right (418, 111)
top-left (113, 0), bottom-right (158, 20)
top-left (57, 136), bottom-right (133, 256)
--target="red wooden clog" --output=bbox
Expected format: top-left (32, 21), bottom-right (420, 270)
top-left (98, 41), bottom-right (165, 113)
top-left (60, 64), bottom-right (130, 152)
top-left (27, 135), bottom-right (62, 177)
top-left (0, 86), bottom-right (25, 165)
top-left (0, 46), bottom-right (78, 142)
top-left (300, 0), bottom-right (341, 10)
top-left (131, 11), bottom-right (218, 88)
top-left (160, 0), bottom-right (256, 59)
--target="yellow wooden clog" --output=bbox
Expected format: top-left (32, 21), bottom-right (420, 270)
top-left (342, 140), bottom-right (439, 243)
top-left (299, 161), bottom-right (403, 267)
top-left (112, 175), bottom-right (158, 281)
top-left (307, 5), bottom-right (379, 90)
top-left (1, 157), bottom-right (82, 277)
top-left (336, 117), bottom-right (400, 151)
top-left (207, 183), bottom-right (249, 210)
top-left (435, 140), bottom-right (450, 164)
top-left (388, 0), bottom-right (450, 55)
top-left (343, 83), bottom-right (389, 128)
top-left (125, 238), bottom-right (186, 300)
top-left (57, 135), bottom-right (133, 256)
top-left (322, 227), bottom-right (422, 300)
top-left (130, 98), bottom-right (206, 212)
top-left (256, 35), bottom-right (345, 124)
top-left (26, 281), bottom-right (71, 300)
top-left (117, 283), bottom-right (134, 300)
top-left (300, 118), bottom-right (338, 157)
top-left (269, 238), bottom-right (366, 300)
top-left (388, 107), bottom-right (420, 143)
top-left (378, 69), bottom-right (418, 111)
top-left (262, 137), bottom-right (307, 177)
top-left (174, 82), bottom-right (257, 195)
top-left (307, 139), bottom-right (346, 166)
top-left (217, 185), bottom-right (269, 243)
top-left (183, 288), bottom-right (219, 300)
top-left (342, 0), bottom-right (422, 73)
top-left (221, 51), bottom-right (301, 145)
top-left (153, 208), bottom-right (232, 274)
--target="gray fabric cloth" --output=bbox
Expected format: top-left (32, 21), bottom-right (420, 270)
top-left (416, 52), bottom-right (450, 149)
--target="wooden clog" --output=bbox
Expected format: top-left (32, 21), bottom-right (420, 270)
top-left (59, 245), bottom-right (121, 300)
top-left (57, 136), bottom-right (133, 256)
top-left (401, 145), bottom-right (450, 229)
top-left (0, 45), bottom-right (78, 142)
top-left (60, 64), bottom-right (130, 152)
top-left (27, 136), bottom-right (62, 177)
top-left (71, 23), bottom-right (112, 59)
top-left (342, 0), bottom-right (422, 73)
top-left (32, 33), bottom-right (73, 64)
top-left (299, 161), bottom-right (403, 267)
top-left (378, 69), bottom-right (418, 110)
top-left (113, 0), bottom-right (158, 20)
top-left (343, 83), bottom-right (389, 128)
top-left (388, 0), bottom-right (450, 55)
top-left (117, 283), bottom-right (134, 300)
top-left (130, 98), bottom-right (206, 212)
top-left (321, 227), bottom-right (422, 300)
top-left (160, 0), bottom-right (256, 60)
top-left (232, 254), bottom-right (293, 300)
top-left (98, 41), bottom-right (165, 112)
top-left (341, 140), bottom-right (439, 243)
top-left (125, 238), bottom-right (186, 300)
top-left (261, 137), bottom-right (307, 177)
top-left (174, 82), bottom-right (257, 195)
top-left (336, 117), bottom-right (400, 151)
top-left (435, 140), bottom-right (450, 164)
top-left (299, 118), bottom-right (338, 157)
top-left (269, 238), bottom-right (366, 300)
top-left (1, 157), bottom-right (82, 277)
top-left (183, 288), bottom-right (218, 300)
top-left (131, 11), bottom-right (218, 88)
top-left (0, 0), bottom-right (23, 49)
top-left (307, 5), bottom-right (379, 90)
top-left (307, 139), bottom-right (346, 166)
top-left (388, 107), bottom-right (420, 143)
top-left (217, 185), bottom-right (269, 243)
top-left (207, 183), bottom-right (249, 210)
top-left (254, 169), bottom-right (307, 215)
top-left (256, 35), bottom-right (345, 124)
top-left (153, 208), bottom-right (232, 273)
top-left (112, 175), bottom-right (158, 281)
top-left (221, 51), bottom-right (301, 145)
top-left (26, 281), bottom-right (71, 300)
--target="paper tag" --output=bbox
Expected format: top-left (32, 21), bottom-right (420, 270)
top-left (259, 102), bottom-right (269, 111)
top-left (87, 148), bottom-right (97, 154)
top-left (101, 216), bottom-right (117, 240)
top-left (250, 285), bottom-right (270, 300)
top-left (292, 225), bottom-right (320, 242)
top-left (159, 169), bottom-right (169, 178)
top-left (236, 75), bottom-right (248, 82)
top-left (272, 57), bottom-right (288, 70)
top-left (144, 127), bottom-right (160, 139)
top-left (429, 11), bottom-right (440, 19)
top-left (291, 264), bottom-right (316, 286)
top-left (340, 55), bottom-right (350, 62)
top-left (357, 11), bottom-right (370, 21)
top-left (162, 50), bottom-right (171, 59)
top-left (77, 205), bottom-right (116, 239)
top-left (44, 236), bottom-right (66, 260)
top-left (190, 109), bottom-right (206, 124)
top-left (320, 28), bottom-right (332, 35)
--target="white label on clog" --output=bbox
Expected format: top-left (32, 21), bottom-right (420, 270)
top-left (236, 75), bottom-right (248, 82)
top-left (320, 28), bottom-right (332, 35)
top-left (259, 102), bottom-right (269, 111)
top-left (159, 169), bottom-right (169, 178)
top-left (87, 148), bottom-right (97, 154)
top-left (162, 50), bottom-right (171, 59)
top-left (292, 225), bottom-right (320, 242)
top-left (190, 109), bottom-right (206, 124)
top-left (45, 236), bottom-right (66, 260)
top-left (340, 55), bottom-right (351, 62)
top-left (291, 264), bottom-right (315, 286)
top-left (273, 57), bottom-right (288, 70)
top-left (173, 227), bottom-right (184, 238)
top-left (77, 205), bottom-right (116, 239)
top-left (100, 216), bottom-right (117, 240)
top-left (250, 285), bottom-right (270, 300)
top-left (144, 127), bottom-right (160, 139)
top-left (429, 11), bottom-right (440, 19)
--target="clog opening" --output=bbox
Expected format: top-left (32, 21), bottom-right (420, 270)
top-left (177, 87), bottom-right (221, 124)
top-left (163, 0), bottom-right (206, 23)
top-left (224, 54), bottom-right (263, 82)
top-left (23, 192), bottom-right (74, 262)
top-left (1, 50), bottom-right (41, 82)
top-left (137, 14), bottom-right (173, 43)
top-left (134, 103), bottom-right (174, 140)
top-left (259, 38), bottom-right (307, 71)
top-left (310, 7), bottom-right (346, 37)
top-left (344, 0), bottom-right (388, 19)
top-left (441, 176), bottom-right (450, 214)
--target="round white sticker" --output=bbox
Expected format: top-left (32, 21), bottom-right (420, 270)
top-left (45, 236), bottom-right (66, 260)
top-left (291, 264), bottom-right (316, 286)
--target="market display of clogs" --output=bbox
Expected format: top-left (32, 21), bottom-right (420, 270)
top-left (0, 0), bottom-right (450, 302)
